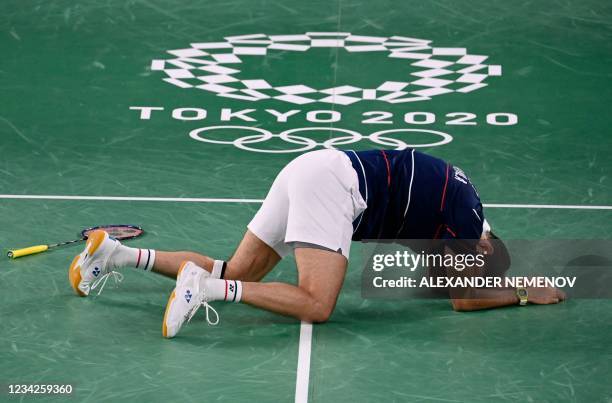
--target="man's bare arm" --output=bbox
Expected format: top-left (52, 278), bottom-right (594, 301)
top-left (440, 246), bottom-right (566, 311)
top-left (450, 286), bottom-right (566, 311)
top-left (449, 287), bottom-right (518, 311)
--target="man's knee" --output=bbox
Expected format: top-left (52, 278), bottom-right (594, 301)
top-left (308, 307), bottom-right (333, 323)
top-left (302, 293), bottom-right (335, 323)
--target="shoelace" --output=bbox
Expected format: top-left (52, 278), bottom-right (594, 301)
top-left (90, 271), bottom-right (124, 296)
top-left (186, 298), bottom-right (219, 326)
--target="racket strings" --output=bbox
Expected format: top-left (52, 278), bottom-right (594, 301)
top-left (107, 229), bottom-right (141, 238)
top-left (83, 225), bottom-right (143, 241)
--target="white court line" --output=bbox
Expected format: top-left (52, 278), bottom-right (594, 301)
top-left (484, 203), bottom-right (612, 210)
top-left (0, 194), bottom-right (611, 210)
top-left (0, 194), bottom-right (265, 203)
top-left (295, 321), bottom-right (313, 403)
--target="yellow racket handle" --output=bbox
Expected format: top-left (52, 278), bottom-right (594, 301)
top-left (7, 245), bottom-right (49, 259)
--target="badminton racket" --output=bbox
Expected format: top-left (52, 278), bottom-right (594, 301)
top-left (7, 224), bottom-right (144, 259)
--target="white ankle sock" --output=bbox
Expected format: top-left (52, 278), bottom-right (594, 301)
top-left (111, 244), bottom-right (156, 271)
top-left (201, 278), bottom-right (242, 303)
top-left (211, 260), bottom-right (227, 279)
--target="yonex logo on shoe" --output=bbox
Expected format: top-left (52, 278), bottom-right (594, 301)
top-left (150, 32), bottom-right (502, 105)
top-left (185, 289), bottom-right (193, 303)
top-left (93, 267), bottom-right (101, 277)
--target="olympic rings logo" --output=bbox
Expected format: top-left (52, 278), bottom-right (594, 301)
top-left (189, 126), bottom-right (453, 153)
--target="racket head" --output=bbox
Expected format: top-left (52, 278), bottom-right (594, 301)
top-left (81, 224), bottom-right (144, 241)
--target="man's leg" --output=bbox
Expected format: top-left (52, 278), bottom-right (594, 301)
top-left (152, 230), bottom-right (280, 281)
top-left (152, 252), bottom-right (213, 279)
top-left (237, 247), bottom-right (347, 322)
top-left (156, 237), bottom-right (347, 322)
top-left (163, 242), bottom-right (346, 337)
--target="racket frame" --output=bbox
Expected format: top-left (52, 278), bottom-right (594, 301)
top-left (7, 224), bottom-right (145, 258)
top-left (80, 224), bottom-right (144, 240)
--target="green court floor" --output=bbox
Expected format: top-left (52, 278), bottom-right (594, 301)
top-left (1, 0), bottom-right (611, 402)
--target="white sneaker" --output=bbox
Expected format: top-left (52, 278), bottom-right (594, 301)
top-left (68, 230), bottom-right (123, 297)
top-left (162, 261), bottom-right (218, 338)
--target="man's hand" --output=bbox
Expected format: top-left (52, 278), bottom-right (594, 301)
top-left (525, 287), bottom-right (567, 304)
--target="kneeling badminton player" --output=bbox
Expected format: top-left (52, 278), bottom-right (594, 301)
top-left (67, 148), bottom-right (566, 338)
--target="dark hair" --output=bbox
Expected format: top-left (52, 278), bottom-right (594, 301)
top-left (485, 232), bottom-right (511, 277)
top-left (426, 233), bottom-right (511, 278)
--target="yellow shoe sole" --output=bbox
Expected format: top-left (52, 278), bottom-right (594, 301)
top-left (67, 230), bottom-right (107, 297)
top-left (162, 261), bottom-right (189, 338)
top-left (85, 230), bottom-right (107, 256)
top-left (68, 254), bottom-right (86, 297)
